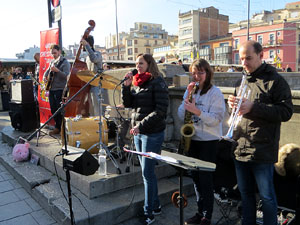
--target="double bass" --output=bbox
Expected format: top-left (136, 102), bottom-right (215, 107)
top-left (63, 20), bottom-right (95, 117)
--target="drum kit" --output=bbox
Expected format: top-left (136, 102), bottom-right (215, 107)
top-left (64, 69), bottom-right (134, 174)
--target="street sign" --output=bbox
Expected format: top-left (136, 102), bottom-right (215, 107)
top-left (52, 5), bottom-right (62, 23)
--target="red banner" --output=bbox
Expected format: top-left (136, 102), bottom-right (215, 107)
top-left (38, 28), bottom-right (59, 125)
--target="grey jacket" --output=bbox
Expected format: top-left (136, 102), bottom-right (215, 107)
top-left (44, 56), bottom-right (70, 91)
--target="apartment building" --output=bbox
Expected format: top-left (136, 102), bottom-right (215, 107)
top-left (198, 35), bottom-right (233, 65)
top-left (105, 22), bottom-right (169, 61)
top-left (178, 6), bottom-right (229, 62)
top-left (230, 1), bottom-right (300, 33)
top-left (232, 22), bottom-right (299, 71)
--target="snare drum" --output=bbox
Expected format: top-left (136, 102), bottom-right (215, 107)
top-left (65, 116), bottom-right (108, 154)
top-left (105, 106), bottom-right (131, 119)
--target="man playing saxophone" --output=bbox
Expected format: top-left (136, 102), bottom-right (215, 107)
top-left (177, 59), bottom-right (225, 225)
top-left (228, 40), bottom-right (293, 225)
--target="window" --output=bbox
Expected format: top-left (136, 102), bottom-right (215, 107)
top-left (248, 36), bottom-right (253, 40)
top-left (155, 40), bottom-right (158, 45)
top-left (269, 50), bottom-right (275, 58)
top-left (234, 53), bottom-right (240, 64)
top-left (257, 35), bottom-right (263, 44)
top-left (146, 48), bottom-right (151, 54)
top-left (113, 48), bottom-right (118, 53)
top-left (134, 48), bottom-right (138, 53)
top-left (277, 49), bottom-right (280, 54)
top-left (234, 39), bottom-right (239, 49)
top-left (153, 34), bottom-right (159, 39)
top-left (144, 34), bottom-right (150, 38)
top-left (277, 31), bottom-right (281, 36)
top-left (269, 33), bottom-right (275, 45)
top-left (134, 40), bottom-right (138, 44)
top-left (143, 25), bottom-right (148, 30)
top-left (128, 48), bottom-right (132, 55)
top-left (128, 57), bottom-right (133, 60)
top-left (182, 29), bottom-right (192, 35)
top-left (182, 18), bottom-right (191, 24)
top-left (220, 42), bottom-right (229, 47)
top-left (127, 40), bottom-right (132, 46)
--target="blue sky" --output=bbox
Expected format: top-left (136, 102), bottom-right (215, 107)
top-left (0, 0), bottom-right (294, 58)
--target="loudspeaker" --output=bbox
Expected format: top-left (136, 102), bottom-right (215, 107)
top-left (9, 101), bottom-right (39, 132)
top-left (63, 150), bottom-right (99, 176)
top-left (10, 80), bottom-right (34, 103)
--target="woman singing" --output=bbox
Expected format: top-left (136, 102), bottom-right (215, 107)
top-left (177, 59), bottom-right (225, 225)
top-left (122, 53), bottom-right (169, 225)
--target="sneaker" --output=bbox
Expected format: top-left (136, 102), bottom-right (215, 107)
top-left (185, 213), bottom-right (202, 225)
top-left (200, 217), bottom-right (211, 225)
top-left (142, 215), bottom-right (155, 225)
top-left (152, 206), bottom-right (161, 215)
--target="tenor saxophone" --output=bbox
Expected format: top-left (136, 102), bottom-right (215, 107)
top-left (179, 82), bottom-right (199, 154)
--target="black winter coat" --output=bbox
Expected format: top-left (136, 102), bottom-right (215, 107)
top-left (121, 76), bottom-right (169, 134)
top-left (233, 63), bottom-right (293, 163)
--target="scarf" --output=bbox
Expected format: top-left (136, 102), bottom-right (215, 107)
top-left (133, 72), bottom-right (152, 86)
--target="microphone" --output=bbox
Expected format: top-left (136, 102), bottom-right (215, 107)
top-left (120, 69), bottom-right (138, 84)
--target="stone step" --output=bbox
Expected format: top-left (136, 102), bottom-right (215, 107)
top-left (1, 126), bottom-right (195, 224)
top-left (0, 149), bottom-right (194, 225)
top-left (1, 126), bottom-right (177, 199)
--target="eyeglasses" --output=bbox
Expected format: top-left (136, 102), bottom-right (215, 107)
top-left (190, 71), bottom-right (206, 76)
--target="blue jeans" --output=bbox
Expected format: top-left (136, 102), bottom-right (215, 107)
top-left (234, 160), bottom-right (278, 225)
top-left (134, 131), bottom-right (164, 216)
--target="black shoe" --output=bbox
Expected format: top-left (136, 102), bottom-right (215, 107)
top-left (142, 215), bottom-right (155, 225)
top-left (185, 213), bottom-right (203, 225)
top-left (152, 206), bottom-right (161, 215)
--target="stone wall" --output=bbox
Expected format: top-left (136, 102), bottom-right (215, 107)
top-left (101, 67), bottom-right (300, 146)
top-left (168, 86), bottom-right (300, 147)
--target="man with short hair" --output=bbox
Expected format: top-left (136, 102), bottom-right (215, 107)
top-left (228, 40), bottom-right (293, 225)
top-left (43, 44), bottom-right (70, 135)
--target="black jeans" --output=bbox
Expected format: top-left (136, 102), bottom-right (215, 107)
top-left (188, 140), bottom-right (218, 220)
top-left (49, 90), bottom-right (63, 130)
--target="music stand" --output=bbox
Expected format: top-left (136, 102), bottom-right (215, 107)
top-left (123, 148), bottom-right (216, 225)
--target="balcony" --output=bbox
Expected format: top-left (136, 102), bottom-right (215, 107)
top-left (263, 39), bottom-right (283, 47)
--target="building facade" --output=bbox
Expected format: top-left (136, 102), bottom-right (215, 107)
top-left (178, 7), bottom-right (229, 62)
top-left (232, 22), bottom-right (299, 71)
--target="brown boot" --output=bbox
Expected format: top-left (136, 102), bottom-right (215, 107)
top-left (49, 128), bottom-right (60, 135)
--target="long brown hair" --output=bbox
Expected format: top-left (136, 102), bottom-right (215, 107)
top-left (190, 59), bottom-right (213, 95)
top-left (136, 53), bottom-right (161, 78)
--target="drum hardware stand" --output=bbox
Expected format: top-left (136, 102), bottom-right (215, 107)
top-left (95, 73), bottom-right (122, 175)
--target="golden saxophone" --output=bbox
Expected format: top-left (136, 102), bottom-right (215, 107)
top-left (179, 82), bottom-right (199, 155)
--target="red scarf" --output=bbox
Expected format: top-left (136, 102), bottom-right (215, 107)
top-left (133, 72), bottom-right (152, 86)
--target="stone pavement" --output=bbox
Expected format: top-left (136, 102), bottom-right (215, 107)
top-left (0, 111), bottom-right (241, 225)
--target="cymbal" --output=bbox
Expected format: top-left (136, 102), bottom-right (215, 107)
top-left (76, 70), bottom-right (120, 90)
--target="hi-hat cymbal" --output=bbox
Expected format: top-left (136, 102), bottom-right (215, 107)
top-left (76, 70), bottom-right (120, 90)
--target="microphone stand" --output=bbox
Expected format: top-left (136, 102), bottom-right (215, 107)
top-left (23, 70), bottom-right (102, 225)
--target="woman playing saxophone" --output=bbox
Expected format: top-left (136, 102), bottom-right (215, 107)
top-left (177, 59), bottom-right (225, 225)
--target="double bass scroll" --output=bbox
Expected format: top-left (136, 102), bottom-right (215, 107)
top-left (63, 20), bottom-right (96, 117)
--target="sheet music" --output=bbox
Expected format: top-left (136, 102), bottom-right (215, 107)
top-left (123, 148), bottom-right (178, 164)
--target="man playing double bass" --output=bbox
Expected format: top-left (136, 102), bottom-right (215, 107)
top-left (43, 44), bottom-right (70, 135)
top-left (80, 35), bottom-right (103, 116)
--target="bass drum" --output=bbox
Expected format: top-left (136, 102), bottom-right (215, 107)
top-left (64, 116), bottom-right (108, 154)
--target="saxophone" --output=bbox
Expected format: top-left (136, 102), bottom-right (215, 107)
top-left (179, 82), bottom-right (199, 154)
